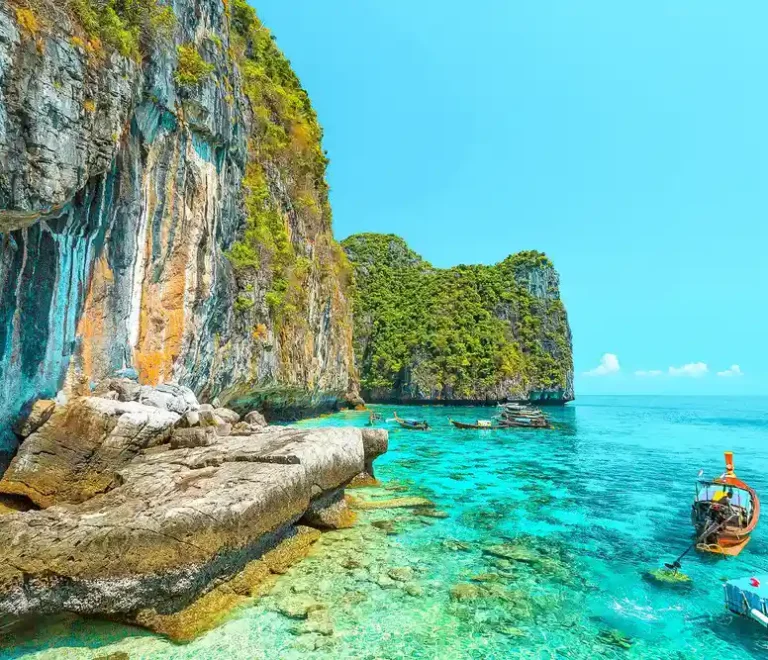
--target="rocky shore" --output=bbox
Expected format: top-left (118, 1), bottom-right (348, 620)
top-left (0, 380), bottom-right (387, 641)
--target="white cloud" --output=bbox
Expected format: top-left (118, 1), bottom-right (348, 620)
top-left (668, 362), bottom-right (708, 378)
top-left (585, 353), bottom-right (620, 376)
top-left (717, 364), bottom-right (743, 378)
top-left (635, 370), bottom-right (663, 377)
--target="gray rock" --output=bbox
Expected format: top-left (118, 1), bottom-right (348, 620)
top-left (181, 410), bottom-right (200, 428)
top-left (170, 427), bottom-right (217, 449)
top-left (214, 408), bottom-right (240, 424)
top-left (0, 398), bottom-right (179, 507)
top-left (198, 408), bottom-right (219, 427)
top-left (244, 410), bottom-right (268, 427)
top-left (110, 379), bottom-right (141, 403)
top-left (231, 421), bottom-right (258, 435)
top-left (214, 423), bottom-right (232, 437)
top-left (12, 399), bottom-right (55, 438)
top-left (360, 428), bottom-right (388, 479)
top-left (140, 384), bottom-right (199, 415)
top-left (0, 408), bottom-right (384, 628)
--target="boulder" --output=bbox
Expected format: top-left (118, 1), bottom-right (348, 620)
top-left (109, 378), bottom-right (141, 402)
top-left (170, 427), bottom-right (217, 449)
top-left (180, 410), bottom-right (201, 428)
top-left (214, 408), bottom-right (240, 425)
top-left (12, 399), bottom-right (56, 438)
top-left (0, 421), bottom-right (381, 633)
top-left (359, 428), bottom-right (388, 480)
top-left (344, 392), bottom-right (366, 409)
top-left (198, 407), bottom-right (219, 428)
top-left (231, 421), bottom-right (261, 435)
top-left (0, 398), bottom-right (179, 507)
top-left (301, 488), bottom-right (357, 530)
top-left (215, 423), bottom-right (232, 437)
top-left (139, 384), bottom-right (198, 415)
top-left (244, 410), bottom-right (268, 427)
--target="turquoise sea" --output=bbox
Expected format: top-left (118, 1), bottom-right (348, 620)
top-left (6, 396), bottom-right (768, 659)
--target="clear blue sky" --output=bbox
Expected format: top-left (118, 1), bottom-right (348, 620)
top-left (254, 0), bottom-right (768, 395)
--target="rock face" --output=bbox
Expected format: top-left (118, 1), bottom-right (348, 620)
top-left (0, 392), bottom-right (388, 637)
top-left (343, 234), bottom-right (574, 404)
top-left (0, 0), bottom-right (355, 464)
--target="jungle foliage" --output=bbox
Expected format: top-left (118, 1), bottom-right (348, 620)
top-left (69, 0), bottom-right (174, 58)
top-left (226, 0), bottom-right (350, 343)
top-left (342, 234), bottom-right (572, 399)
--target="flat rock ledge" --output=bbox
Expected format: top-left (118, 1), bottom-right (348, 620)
top-left (0, 395), bottom-right (387, 640)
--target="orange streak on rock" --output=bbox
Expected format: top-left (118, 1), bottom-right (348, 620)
top-left (133, 165), bottom-right (188, 386)
top-left (75, 255), bottom-right (114, 384)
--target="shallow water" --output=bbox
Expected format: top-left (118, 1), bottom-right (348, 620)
top-left (6, 396), bottom-right (768, 659)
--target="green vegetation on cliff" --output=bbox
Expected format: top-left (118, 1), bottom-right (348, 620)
top-left (69, 0), bottom-right (174, 57)
top-left (343, 234), bottom-right (572, 401)
top-left (225, 0), bottom-right (352, 372)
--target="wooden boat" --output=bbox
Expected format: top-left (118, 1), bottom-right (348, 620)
top-left (449, 418), bottom-right (495, 430)
top-left (691, 451), bottom-right (760, 557)
top-left (497, 416), bottom-right (551, 429)
top-left (393, 412), bottom-right (429, 431)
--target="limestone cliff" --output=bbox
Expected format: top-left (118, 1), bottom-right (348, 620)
top-left (343, 234), bottom-right (574, 404)
top-left (0, 0), bottom-right (354, 463)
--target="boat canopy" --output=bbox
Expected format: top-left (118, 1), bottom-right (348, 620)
top-left (695, 481), bottom-right (753, 514)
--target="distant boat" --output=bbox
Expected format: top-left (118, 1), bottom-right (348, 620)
top-left (692, 451), bottom-right (760, 557)
top-left (393, 412), bottom-right (429, 431)
top-left (449, 418), bottom-right (495, 430)
top-left (497, 416), bottom-right (551, 429)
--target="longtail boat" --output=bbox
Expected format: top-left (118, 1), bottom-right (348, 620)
top-left (449, 418), bottom-right (495, 430)
top-left (497, 416), bottom-right (550, 429)
top-left (692, 451), bottom-right (760, 557)
top-left (393, 412), bottom-right (429, 431)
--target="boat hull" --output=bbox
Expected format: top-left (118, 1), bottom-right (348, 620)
top-left (696, 535), bottom-right (751, 557)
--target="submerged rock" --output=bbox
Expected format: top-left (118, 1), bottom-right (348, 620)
top-left (450, 583), bottom-right (485, 602)
top-left (349, 496), bottom-right (435, 510)
top-left (275, 595), bottom-right (326, 620)
top-left (403, 582), bottom-right (424, 597)
top-left (596, 629), bottom-right (633, 650)
top-left (294, 608), bottom-right (334, 636)
top-left (482, 544), bottom-right (539, 564)
top-left (388, 567), bottom-right (415, 582)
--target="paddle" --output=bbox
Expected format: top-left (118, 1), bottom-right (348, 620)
top-left (664, 512), bottom-right (737, 572)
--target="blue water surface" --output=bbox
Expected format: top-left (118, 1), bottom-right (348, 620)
top-left (6, 396), bottom-right (768, 659)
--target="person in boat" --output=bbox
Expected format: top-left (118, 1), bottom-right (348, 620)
top-left (704, 489), bottom-right (736, 542)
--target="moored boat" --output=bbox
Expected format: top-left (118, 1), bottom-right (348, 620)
top-left (692, 451), bottom-right (760, 557)
top-left (497, 416), bottom-right (550, 429)
top-left (449, 418), bottom-right (495, 430)
top-left (393, 412), bottom-right (429, 430)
